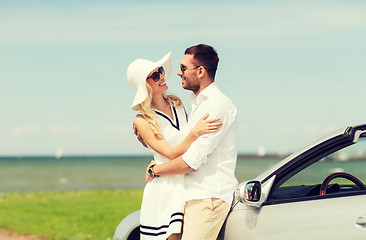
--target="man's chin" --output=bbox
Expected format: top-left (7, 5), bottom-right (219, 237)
top-left (182, 83), bottom-right (189, 90)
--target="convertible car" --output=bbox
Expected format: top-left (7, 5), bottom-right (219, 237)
top-left (114, 124), bottom-right (366, 240)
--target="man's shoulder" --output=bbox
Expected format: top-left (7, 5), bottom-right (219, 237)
top-left (207, 86), bottom-right (236, 108)
top-left (202, 94), bottom-right (237, 122)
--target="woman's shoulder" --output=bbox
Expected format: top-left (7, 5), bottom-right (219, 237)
top-left (133, 114), bottom-right (147, 126)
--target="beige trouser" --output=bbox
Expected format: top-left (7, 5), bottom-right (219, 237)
top-left (181, 198), bottom-right (230, 240)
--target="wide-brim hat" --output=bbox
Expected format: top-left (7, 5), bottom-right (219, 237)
top-left (127, 52), bottom-right (172, 110)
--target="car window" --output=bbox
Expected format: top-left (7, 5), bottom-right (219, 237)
top-left (270, 136), bottom-right (366, 201)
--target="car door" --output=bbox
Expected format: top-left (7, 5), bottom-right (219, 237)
top-left (255, 133), bottom-right (366, 239)
top-left (255, 194), bottom-right (366, 240)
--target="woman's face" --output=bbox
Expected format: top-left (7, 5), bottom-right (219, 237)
top-left (146, 66), bottom-right (168, 95)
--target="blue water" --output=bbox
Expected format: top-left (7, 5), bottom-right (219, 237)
top-left (0, 156), bottom-right (365, 193)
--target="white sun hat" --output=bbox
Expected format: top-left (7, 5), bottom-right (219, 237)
top-left (127, 52), bottom-right (172, 110)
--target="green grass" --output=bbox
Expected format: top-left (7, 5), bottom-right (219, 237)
top-left (0, 189), bottom-right (143, 240)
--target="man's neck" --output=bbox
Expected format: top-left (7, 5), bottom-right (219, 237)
top-left (194, 80), bottom-right (214, 96)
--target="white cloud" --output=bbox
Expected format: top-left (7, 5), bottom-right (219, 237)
top-left (48, 125), bottom-right (82, 134)
top-left (275, 125), bottom-right (295, 134)
top-left (10, 126), bottom-right (42, 136)
top-left (10, 125), bottom-right (83, 136)
top-left (304, 124), bottom-right (338, 134)
top-left (104, 125), bottom-right (130, 133)
top-left (1, 1), bottom-right (365, 45)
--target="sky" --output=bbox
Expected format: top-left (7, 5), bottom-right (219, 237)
top-left (1, 0), bottom-right (365, 156)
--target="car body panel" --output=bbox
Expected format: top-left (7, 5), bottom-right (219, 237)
top-left (114, 210), bottom-right (140, 240)
top-left (114, 124), bottom-right (366, 240)
top-left (225, 124), bottom-right (366, 240)
top-left (256, 194), bottom-right (366, 240)
top-left (220, 204), bottom-right (260, 240)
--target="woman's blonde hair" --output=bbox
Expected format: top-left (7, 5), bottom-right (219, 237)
top-left (134, 82), bottom-right (183, 136)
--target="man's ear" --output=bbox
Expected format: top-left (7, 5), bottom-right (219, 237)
top-left (197, 66), bottom-right (205, 78)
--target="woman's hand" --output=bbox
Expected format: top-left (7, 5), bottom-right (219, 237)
top-left (191, 113), bottom-right (222, 138)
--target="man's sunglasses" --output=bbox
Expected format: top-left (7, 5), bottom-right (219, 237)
top-left (180, 64), bottom-right (202, 73)
top-left (146, 66), bottom-right (165, 82)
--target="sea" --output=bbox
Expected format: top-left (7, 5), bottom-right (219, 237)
top-left (0, 155), bottom-right (365, 194)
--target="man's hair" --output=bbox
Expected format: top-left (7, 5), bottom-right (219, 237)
top-left (185, 44), bottom-right (219, 80)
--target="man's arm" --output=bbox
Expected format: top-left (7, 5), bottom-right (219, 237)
top-left (146, 99), bottom-right (237, 181)
top-left (182, 101), bottom-right (237, 170)
top-left (146, 156), bottom-right (194, 182)
top-left (134, 114), bottom-right (222, 160)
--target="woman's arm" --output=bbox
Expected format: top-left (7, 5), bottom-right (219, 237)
top-left (133, 114), bottom-right (221, 160)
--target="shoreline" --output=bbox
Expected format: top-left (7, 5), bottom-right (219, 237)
top-left (1, 154), bottom-right (365, 161)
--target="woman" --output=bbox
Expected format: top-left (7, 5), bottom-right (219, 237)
top-left (127, 52), bottom-right (221, 240)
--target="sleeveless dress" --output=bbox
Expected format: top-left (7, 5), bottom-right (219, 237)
top-left (139, 105), bottom-right (188, 240)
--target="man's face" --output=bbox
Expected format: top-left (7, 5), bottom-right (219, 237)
top-left (177, 54), bottom-right (200, 94)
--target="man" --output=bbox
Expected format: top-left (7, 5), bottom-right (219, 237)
top-left (146, 44), bottom-right (238, 240)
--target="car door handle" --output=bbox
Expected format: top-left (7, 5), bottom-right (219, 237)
top-left (356, 217), bottom-right (366, 226)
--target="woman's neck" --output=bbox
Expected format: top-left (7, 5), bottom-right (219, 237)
top-left (151, 94), bottom-right (173, 118)
top-left (151, 94), bottom-right (169, 110)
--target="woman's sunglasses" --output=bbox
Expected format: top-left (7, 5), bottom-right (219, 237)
top-left (146, 66), bottom-right (165, 82)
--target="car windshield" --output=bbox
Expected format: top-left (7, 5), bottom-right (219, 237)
top-left (284, 136), bottom-right (366, 186)
top-left (270, 136), bottom-right (366, 201)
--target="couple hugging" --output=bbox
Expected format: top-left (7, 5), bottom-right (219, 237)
top-left (127, 44), bottom-right (238, 240)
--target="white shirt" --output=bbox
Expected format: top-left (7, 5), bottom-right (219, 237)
top-left (182, 82), bottom-right (239, 205)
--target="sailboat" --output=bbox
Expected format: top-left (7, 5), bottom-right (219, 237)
top-left (55, 147), bottom-right (63, 159)
top-left (257, 144), bottom-right (266, 157)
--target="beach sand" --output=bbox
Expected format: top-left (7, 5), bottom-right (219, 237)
top-left (0, 230), bottom-right (44, 240)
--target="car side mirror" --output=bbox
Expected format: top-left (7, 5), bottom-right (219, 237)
top-left (235, 181), bottom-right (261, 205)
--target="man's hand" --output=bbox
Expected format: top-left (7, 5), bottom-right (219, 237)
top-left (133, 121), bottom-right (148, 148)
top-left (145, 160), bottom-right (156, 183)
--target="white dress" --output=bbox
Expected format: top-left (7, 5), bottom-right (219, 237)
top-left (140, 105), bottom-right (188, 240)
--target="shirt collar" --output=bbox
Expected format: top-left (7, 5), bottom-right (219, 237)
top-left (190, 82), bottom-right (217, 105)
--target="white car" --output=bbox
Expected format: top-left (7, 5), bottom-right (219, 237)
top-left (114, 124), bottom-right (366, 240)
